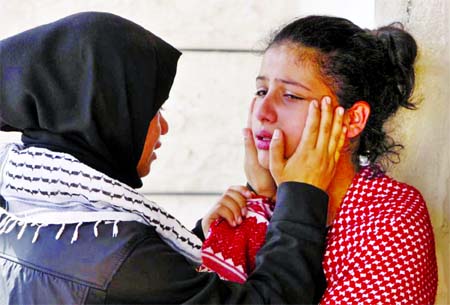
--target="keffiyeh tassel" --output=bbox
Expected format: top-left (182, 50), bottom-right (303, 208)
top-left (0, 144), bottom-right (203, 264)
top-left (112, 220), bottom-right (119, 237)
top-left (0, 215), bottom-right (12, 234)
top-left (17, 222), bottom-right (27, 240)
top-left (70, 222), bottom-right (83, 244)
top-left (4, 219), bottom-right (18, 234)
top-left (93, 220), bottom-right (101, 237)
top-left (55, 224), bottom-right (66, 240)
top-left (32, 224), bottom-right (47, 244)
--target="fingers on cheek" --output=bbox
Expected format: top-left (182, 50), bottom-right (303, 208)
top-left (308, 100), bottom-right (321, 131)
top-left (309, 100), bottom-right (320, 120)
top-left (321, 98), bottom-right (333, 129)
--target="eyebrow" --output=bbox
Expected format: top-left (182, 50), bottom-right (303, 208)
top-left (256, 76), bottom-right (311, 92)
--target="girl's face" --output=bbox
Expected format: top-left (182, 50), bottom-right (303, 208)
top-left (251, 44), bottom-right (339, 169)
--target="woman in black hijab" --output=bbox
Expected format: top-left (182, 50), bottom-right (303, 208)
top-left (0, 12), bottom-right (337, 304)
top-left (0, 11), bottom-right (176, 188)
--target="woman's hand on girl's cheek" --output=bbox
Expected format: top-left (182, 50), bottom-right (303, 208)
top-left (268, 96), bottom-right (346, 191)
top-left (201, 186), bottom-right (252, 237)
top-left (243, 128), bottom-right (277, 199)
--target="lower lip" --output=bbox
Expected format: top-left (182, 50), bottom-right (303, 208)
top-left (256, 138), bottom-right (271, 150)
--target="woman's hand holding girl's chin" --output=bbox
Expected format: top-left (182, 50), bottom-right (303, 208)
top-left (269, 96), bottom-right (347, 191)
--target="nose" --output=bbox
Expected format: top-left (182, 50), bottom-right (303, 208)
top-left (159, 112), bottom-right (169, 135)
top-left (254, 93), bottom-right (277, 123)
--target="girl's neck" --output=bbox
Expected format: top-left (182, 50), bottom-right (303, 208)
top-left (326, 154), bottom-right (357, 226)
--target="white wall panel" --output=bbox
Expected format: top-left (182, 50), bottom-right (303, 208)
top-left (0, 0), bottom-right (301, 50)
top-left (140, 51), bottom-right (259, 193)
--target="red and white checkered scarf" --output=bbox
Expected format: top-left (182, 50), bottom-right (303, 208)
top-left (200, 196), bottom-right (274, 283)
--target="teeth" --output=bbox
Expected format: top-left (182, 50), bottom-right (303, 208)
top-left (262, 137), bottom-right (271, 141)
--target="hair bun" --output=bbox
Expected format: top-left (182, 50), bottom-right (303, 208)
top-left (372, 23), bottom-right (417, 107)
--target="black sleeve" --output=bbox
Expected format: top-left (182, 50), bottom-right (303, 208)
top-left (191, 218), bottom-right (205, 241)
top-left (246, 182), bottom-right (257, 194)
top-left (106, 182), bottom-right (328, 304)
top-left (0, 195), bottom-right (6, 209)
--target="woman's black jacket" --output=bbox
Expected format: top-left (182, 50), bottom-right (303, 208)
top-left (0, 182), bottom-right (327, 304)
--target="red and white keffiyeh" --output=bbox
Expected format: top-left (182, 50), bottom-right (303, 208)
top-left (200, 166), bottom-right (438, 304)
top-left (320, 166), bottom-right (437, 304)
top-left (200, 196), bottom-right (274, 283)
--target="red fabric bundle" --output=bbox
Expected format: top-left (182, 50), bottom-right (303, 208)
top-left (200, 196), bottom-right (274, 283)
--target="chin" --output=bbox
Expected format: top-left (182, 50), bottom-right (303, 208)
top-left (257, 152), bottom-right (270, 170)
top-left (137, 170), bottom-right (149, 178)
top-left (137, 164), bottom-right (151, 178)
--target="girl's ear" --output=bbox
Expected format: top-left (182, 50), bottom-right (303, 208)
top-left (344, 101), bottom-right (371, 138)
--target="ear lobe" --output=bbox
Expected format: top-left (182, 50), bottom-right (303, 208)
top-left (344, 101), bottom-right (371, 138)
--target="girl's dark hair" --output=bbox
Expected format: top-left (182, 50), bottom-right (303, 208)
top-left (268, 15), bottom-right (418, 168)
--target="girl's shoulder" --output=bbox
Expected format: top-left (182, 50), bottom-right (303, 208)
top-left (338, 165), bottom-right (432, 235)
top-left (352, 165), bottom-right (426, 209)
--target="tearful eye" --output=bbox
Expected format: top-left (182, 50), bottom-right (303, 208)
top-left (284, 94), bottom-right (305, 101)
top-left (255, 89), bottom-right (267, 97)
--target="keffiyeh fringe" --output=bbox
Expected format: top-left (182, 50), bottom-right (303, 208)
top-left (0, 144), bottom-right (202, 264)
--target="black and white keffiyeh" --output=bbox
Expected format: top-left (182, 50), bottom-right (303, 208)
top-left (0, 143), bottom-right (202, 264)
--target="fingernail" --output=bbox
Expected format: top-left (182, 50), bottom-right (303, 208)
top-left (337, 107), bottom-right (344, 115)
top-left (241, 207), bottom-right (248, 216)
top-left (325, 96), bottom-right (331, 105)
top-left (232, 221), bottom-right (236, 227)
top-left (312, 100), bottom-right (319, 108)
top-left (343, 126), bottom-right (348, 134)
top-left (237, 216), bottom-right (242, 224)
top-left (273, 129), bottom-right (281, 139)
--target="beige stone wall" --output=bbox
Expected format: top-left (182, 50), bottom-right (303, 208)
top-left (376, 0), bottom-right (450, 303)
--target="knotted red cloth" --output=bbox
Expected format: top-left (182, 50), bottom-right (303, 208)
top-left (200, 196), bottom-right (274, 283)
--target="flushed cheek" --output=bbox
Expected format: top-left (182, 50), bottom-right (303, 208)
top-left (285, 136), bottom-right (300, 157)
top-left (281, 108), bottom-right (310, 156)
top-left (283, 125), bottom-right (305, 157)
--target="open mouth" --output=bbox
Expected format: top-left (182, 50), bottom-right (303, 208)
top-left (255, 131), bottom-right (273, 150)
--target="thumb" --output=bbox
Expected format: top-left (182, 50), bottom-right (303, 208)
top-left (243, 128), bottom-right (258, 163)
top-left (243, 128), bottom-right (262, 174)
top-left (269, 129), bottom-right (285, 184)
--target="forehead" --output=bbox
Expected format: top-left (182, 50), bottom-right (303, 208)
top-left (261, 44), bottom-right (320, 75)
top-left (259, 44), bottom-right (334, 95)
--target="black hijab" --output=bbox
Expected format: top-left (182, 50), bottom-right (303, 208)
top-left (0, 12), bottom-right (181, 188)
